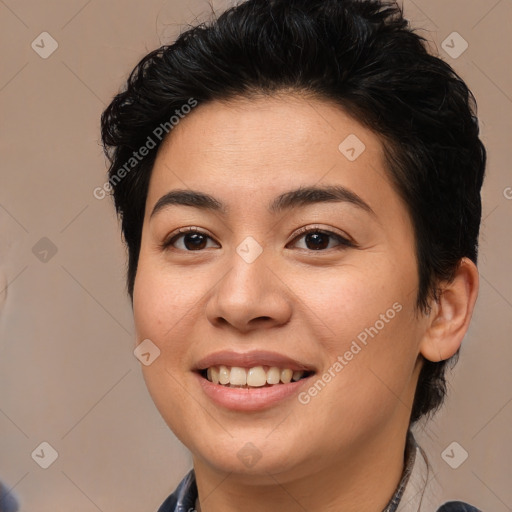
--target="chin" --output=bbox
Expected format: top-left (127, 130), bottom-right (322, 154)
top-left (189, 434), bottom-right (313, 480)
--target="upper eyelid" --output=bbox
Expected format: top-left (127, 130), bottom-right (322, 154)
top-left (293, 225), bottom-right (353, 243)
top-left (161, 226), bottom-right (210, 247)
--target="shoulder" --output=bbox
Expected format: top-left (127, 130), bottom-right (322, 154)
top-left (437, 501), bottom-right (482, 512)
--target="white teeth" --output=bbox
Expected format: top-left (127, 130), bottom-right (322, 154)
top-left (292, 371), bottom-right (304, 382)
top-left (266, 366), bottom-right (281, 385)
top-left (229, 366), bottom-right (247, 386)
top-left (211, 366), bottom-right (220, 384)
top-left (219, 365), bottom-right (230, 385)
top-left (204, 365), bottom-right (309, 387)
top-left (280, 369), bottom-right (293, 384)
top-left (247, 366), bottom-right (267, 387)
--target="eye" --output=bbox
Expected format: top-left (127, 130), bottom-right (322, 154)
top-left (289, 226), bottom-right (355, 251)
top-left (161, 227), bottom-right (218, 251)
top-left (161, 225), bottom-right (355, 252)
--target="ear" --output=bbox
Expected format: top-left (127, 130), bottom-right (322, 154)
top-left (419, 258), bottom-right (479, 362)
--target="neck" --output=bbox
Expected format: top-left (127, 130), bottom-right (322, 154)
top-left (192, 424), bottom-right (409, 512)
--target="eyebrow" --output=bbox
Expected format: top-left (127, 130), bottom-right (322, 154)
top-left (150, 185), bottom-right (376, 219)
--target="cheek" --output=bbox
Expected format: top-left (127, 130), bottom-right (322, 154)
top-left (296, 257), bottom-right (420, 394)
top-left (132, 257), bottom-right (201, 437)
top-left (133, 255), bottom-right (203, 343)
top-left (295, 259), bottom-right (410, 342)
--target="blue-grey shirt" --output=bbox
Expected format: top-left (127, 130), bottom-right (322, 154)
top-left (157, 431), bottom-right (482, 512)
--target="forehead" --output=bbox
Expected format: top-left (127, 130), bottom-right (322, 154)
top-left (146, 94), bottom-right (398, 221)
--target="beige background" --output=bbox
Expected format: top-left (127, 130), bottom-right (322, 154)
top-left (0, 0), bottom-right (511, 510)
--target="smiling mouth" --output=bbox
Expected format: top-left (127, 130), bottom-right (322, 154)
top-left (199, 365), bottom-right (314, 388)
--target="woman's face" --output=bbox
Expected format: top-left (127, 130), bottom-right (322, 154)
top-left (133, 94), bottom-right (429, 481)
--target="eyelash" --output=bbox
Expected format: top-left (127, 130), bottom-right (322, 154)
top-left (161, 225), bottom-right (356, 252)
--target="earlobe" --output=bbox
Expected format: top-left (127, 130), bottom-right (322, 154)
top-left (419, 258), bottom-right (479, 362)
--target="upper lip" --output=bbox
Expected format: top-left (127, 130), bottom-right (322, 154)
top-left (194, 350), bottom-right (316, 373)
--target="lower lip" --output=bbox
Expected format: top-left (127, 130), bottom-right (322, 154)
top-left (195, 372), bottom-right (313, 411)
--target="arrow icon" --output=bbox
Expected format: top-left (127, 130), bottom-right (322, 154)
top-left (236, 237), bottom-right (263, 263)
top-left (338, 134), bottom-right (365, 161)
top-left (441, 441), bottom-right (468, 469)
top-left (242, 454), bottom-right (254, 465)
top-left (31, 441), bottom-right (58, 468)
top-left (31, 31), bottom-right (59, 59)
top-left (134, 339), bottom-right (161, 366)
top-left (441, 32), bottom-right (468, 59)
top-left (237, 442), bottom-right (262, 468)
top-left (32, 237), bottom-right (58, 263)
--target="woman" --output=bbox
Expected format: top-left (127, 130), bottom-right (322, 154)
top-left (100, 1), bottom-right (486, 510)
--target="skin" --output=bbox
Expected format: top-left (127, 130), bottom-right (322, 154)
top-left (132, 93), bottom-right (479, 512)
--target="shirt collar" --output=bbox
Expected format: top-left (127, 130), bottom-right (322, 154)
top-left (383, 430), bottom-right (426, 512)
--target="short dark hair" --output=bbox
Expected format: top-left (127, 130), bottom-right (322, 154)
top-left (100, 0), bottom-right (486, 424)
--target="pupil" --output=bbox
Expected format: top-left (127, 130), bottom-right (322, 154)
top-left (186, 233), bottom-right (207, 250)
top-left (306, 232), bottom-right (328, 250)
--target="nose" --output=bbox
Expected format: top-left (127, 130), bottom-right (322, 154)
top-left (205, 246), bottom-right (293, 334)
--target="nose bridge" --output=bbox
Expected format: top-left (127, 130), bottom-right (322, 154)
top-left (222, 234), bottom-right (271, 303)
top-left (235, 234), bottom-right (266, 266)
top-left (207, 234), bottom-right (291, 330)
